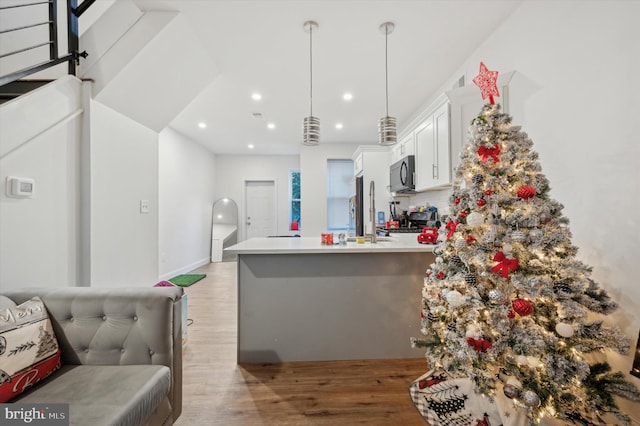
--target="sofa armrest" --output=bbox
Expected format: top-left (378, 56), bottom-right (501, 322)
top-left (3, 287), bottom-right (183, 422)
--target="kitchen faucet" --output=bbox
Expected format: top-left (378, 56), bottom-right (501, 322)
top-left (369, 180), bottom-right (377, 243)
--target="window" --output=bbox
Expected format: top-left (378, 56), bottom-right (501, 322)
top-left (290, 170), bottom-right (301, 229)
top-left (326, 159), bottom-right (354, 231)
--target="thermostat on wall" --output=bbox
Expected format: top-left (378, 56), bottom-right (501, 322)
top-left (6, 176), bottom-right (35, 198)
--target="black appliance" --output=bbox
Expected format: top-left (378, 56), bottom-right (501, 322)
top-left (387, 210), bottom-right (439, 234)
top-left (355, 176), bottom-right (364, 236)
top-left (408, 210), bottom-right (438, 228)
top-left (390, 155), bottom-right (415, 194)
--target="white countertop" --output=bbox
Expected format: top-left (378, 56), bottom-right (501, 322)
top-left (225, 235), bottom-right (436, 254)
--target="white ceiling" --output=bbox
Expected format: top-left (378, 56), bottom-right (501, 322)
top-left (132, 0), bottom-right (523, 155)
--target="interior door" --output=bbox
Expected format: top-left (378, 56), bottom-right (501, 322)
top-left (245, 180), bottom-right (276, 239)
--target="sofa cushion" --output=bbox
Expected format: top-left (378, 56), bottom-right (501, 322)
top-left (0, 297), bottom-right (62, 402)
top-left (15, 364), bottom-right (171, 426)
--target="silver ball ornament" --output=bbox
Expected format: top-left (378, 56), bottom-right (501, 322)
top-left (445, 290), bottom-right (465, 308)
top-left (503, 384), bottom-right (520, 399)
top-left (466, 212), bottom-right (484, 227)
top-left (521, 390), bottom-right (541, 408)
top-left (529, 229), bottom-right (543, 241)
top-left (510, 230), bottom-right (526, 242)
top-left (504, 352), bottom-right (517, 365)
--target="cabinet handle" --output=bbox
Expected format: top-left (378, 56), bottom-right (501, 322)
top-left (432, 164), bottom-right (437, 179)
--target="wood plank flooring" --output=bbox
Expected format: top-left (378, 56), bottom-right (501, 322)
top-left (174, 261), bottom-right (429, 425)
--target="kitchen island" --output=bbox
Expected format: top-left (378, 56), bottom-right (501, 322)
top-left (225, 236), bottom-right (435, 363)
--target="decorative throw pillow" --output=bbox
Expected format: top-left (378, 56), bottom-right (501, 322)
top-left (0, 297), bottom-right (62, 402)
top-left (0, 295), bottom-right (16, 310)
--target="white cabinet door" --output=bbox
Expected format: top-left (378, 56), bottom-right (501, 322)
top-left (414, 101), bottom-right (450, 191)
top-left (414, 116), bottom-right (435, 191)
top-left (433, 102), bottom-right (450, 186)
top-left (389, 143), bottom-right (401, 164)
top-left (401, 133), bottom-right (414, 157)
top-left (354, 153), bottom-right (363, 176)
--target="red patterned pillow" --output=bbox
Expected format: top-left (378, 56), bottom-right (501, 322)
top-left (0, 297), bottom-right (62, 402)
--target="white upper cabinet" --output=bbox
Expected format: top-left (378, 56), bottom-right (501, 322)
top-left (446, 71), bottom-right (514, 174)
top-left (354, 152), bottom-right (364, 176)
top-left (390, 133), bottom-right (415, 164)
top-left (414, 99), bottom-right (451, 192)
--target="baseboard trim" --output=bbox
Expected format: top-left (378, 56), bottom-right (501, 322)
top-left (159, 257), bottom-right (210, 281)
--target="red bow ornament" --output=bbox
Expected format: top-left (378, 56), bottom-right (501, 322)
top-left (478, 144), bottom-right (501, 163)
top-left (446, 220), bottom-right (459, 239)
top-left (517, 185), bottom-right (537, 200)
top-left (466, 337), bottom-right (492, 353)
top-left (491, 251), bottom-right (519, 279)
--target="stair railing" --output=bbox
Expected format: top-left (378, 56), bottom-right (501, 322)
top-left (0, 0), bottom-right (94, 86)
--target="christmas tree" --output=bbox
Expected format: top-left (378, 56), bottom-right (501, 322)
top-left (411, 63), bottom-right (639, 424)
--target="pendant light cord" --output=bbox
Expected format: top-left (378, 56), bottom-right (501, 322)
top-left (384, 25), bottom-right (389, 117)
top-left (309, 24), bottom-right (313, 117)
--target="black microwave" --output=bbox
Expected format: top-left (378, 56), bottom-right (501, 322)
top-left (390, 155), bottom-right (415, 194)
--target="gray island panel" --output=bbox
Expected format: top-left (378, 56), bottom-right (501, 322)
top-left (236, 250), bottom-right (435, 363)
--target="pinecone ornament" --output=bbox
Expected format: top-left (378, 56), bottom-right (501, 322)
top-left (553, 281), bottom-right (571, 294)
top-left (489, 289), bottom-right (506, 304)
top-left (472, 174), bottom-right (485, 186)
top-left (465, 273), bottom-right (478, 286)
top-left (450, 255), bottom-right (464, 267)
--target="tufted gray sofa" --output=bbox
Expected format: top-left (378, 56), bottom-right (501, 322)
top-left (2, 287), bottom-right (183, 426)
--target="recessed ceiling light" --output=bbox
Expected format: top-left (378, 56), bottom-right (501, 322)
top-left (335, 123), bottom-right (343, 129)
top-left (251, 93), bottom-right (262, 101)
top-left (198, 122), bottom-right (207, 129)
top-left (343, 93), bottom-right (353, 101)
top-left (248, 144), bottom-right (255, 149)
top-left (267, 123), bottom-right (276, 129)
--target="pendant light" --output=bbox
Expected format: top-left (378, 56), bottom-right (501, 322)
top-left (378, 21), bottom-right (397, 146)
top-left (302, 20), bottom-right (320, 146)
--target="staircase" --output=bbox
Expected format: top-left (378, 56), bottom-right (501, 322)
top-left (0, 80), bottom-right (53, 105)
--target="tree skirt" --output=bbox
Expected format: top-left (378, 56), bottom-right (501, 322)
top-left (409, 370), bottom-right (526, 426)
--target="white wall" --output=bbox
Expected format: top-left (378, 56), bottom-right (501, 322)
top-left (300, 143), bottom-right (361, 236)
top-left (0, 77), bottom-right (82, 289)
top-left (409, 1), bottom-right (640, 410)
top-left (214, 155), bottom-right (299, 241)
top-left (159, 127), bottom-right (216, 279)
top-left (88, 100), bottom-right (159, 287)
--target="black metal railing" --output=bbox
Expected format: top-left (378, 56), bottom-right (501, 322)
top-left (0, 0), bottom-right (95, 86)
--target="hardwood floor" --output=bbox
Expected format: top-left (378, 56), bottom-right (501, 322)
top-left (174, 261), bottom-right (429, 425)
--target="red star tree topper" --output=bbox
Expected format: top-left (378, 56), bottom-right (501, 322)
top-left (472, 62), bottom-right (500, 104)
